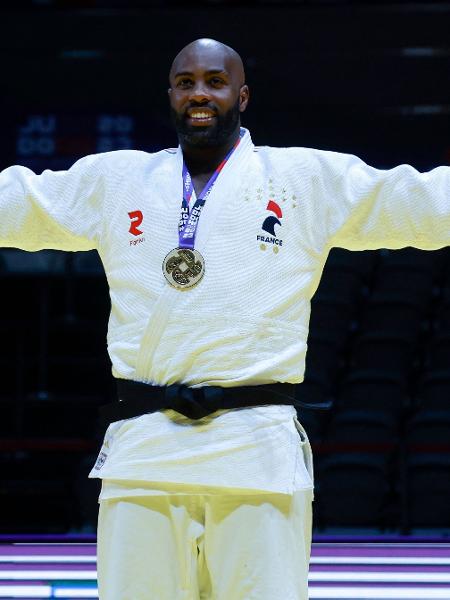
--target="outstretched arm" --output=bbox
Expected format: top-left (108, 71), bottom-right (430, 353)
top-left (313, 149), bottom-right (450, 251)
top-left (0, 153), bottom-right (106, 252)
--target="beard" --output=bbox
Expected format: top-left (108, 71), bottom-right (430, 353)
top-left (170, 97), bottom-right (241, 148)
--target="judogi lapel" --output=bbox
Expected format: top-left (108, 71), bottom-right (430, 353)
top-left (134, 129), bottom-right (254, 383)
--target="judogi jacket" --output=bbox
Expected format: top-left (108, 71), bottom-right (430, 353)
top-left (1, 127), bottom-right (449, 496)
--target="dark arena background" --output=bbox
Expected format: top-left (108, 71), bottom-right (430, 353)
top-left (1, 1), bottom-right (450, 598)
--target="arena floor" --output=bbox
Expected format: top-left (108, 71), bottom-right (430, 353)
top-left (1, 539), bottom-right (449, 599)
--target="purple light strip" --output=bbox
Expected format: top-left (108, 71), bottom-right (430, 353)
top-left (0, 546), bottom-right (96, 556)
top-left (0, 564), bottom-right (95, 571)
top-left (0, 533), bottom-right (450, 544)
top-left (1, 533), bottom-right (448, 543)
top-left (310, 564), bottom-right (450, 573)
top-left (313, 535), bottom-right (450, 543)
top-left (1, 541), bottom-right (450, 556)
top-left (312, 545), bottom-right (450, 558)
top-left (308, 581), bottom-right (450, 588)
top-left (0, 534), bottom-right (97, 543)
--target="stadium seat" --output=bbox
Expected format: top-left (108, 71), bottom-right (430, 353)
top-left (316, 453), bottom-right (391, 526)
top-left (48, 315), bottom-right (108, 357)
top-left (358, 292), bottom-right (424, 340)
top-left (405, 453), bottom-right (450, 527)
top-left (405, 409), bottom-right (450, 445)
top-left (73, 453), bottom-right (102, 531)
top-left (423, 334), bottom-right (450, 369)
top-left (0, 315), bottom-right (38, 437)
top-left (348, 330), bottom-right (416, 376)
top-left (325, 247), bottom-right (379, 279)
top-left (294, 409), bottom-right (325, 444)
top-left (337, 369), bottom-right (408, 417)
top-left (22, 394), bottom-right (105, 438)
top-left (304, 332), bottom-right (343, 385)
top-left (72, 250), bottom-right (104, 274)
top-left (371, 247), bottom-right (439, 306)
top-left (0, 275), bottom-right (43, 328)
top-left (325, 409), bottom-right (398, 444)
top-left (51, 274), bottom-right (110, 321)
top-left (309, 294), bottom-right (355, 347)
top-left (0, 439), bottom-right (84, 533)
top-left (431, 300), bottom-right (450, 335)
top-left (296, 371), bottom-right (334, 409)
top-left (413, 369), bottom-right (450, 410)
top-left (313, 268), bottom-right (364, 305)
top-left (0, 479), bottom-right (74, 533)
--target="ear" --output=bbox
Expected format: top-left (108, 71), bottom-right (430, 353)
top-left (239, 84), bottom-right (250, 112)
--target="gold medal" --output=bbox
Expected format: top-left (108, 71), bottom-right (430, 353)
top-left (162, 247), bottom-right (205, 290)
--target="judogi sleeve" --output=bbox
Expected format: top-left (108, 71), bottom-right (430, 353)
top-left (0, 153), bottom-right (106, 251)
top-left (312, 149), bottom-right (450, 250)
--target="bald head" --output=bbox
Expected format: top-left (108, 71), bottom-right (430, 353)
top-left (168, 38), bottom-right (249, 149)
top-left (169, 38), bottom-right (245, 87)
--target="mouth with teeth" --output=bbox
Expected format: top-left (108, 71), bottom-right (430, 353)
top-left (187, 110), bottom-right (216, 126)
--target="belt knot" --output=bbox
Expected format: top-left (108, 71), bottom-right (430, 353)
top-left (164, 384), bottom-right (225, 419)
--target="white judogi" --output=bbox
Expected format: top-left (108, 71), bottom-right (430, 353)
top-left (1, 128), bottom-right (449, 394)
top-left (1, 128), bottom-right (449, 599)
top-left (0, 132), bottom-right (450, 386)
top-left (1, 126), bottom-right (449, 492)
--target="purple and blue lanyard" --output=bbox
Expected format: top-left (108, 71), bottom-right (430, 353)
top-left (178, 129), bottom-right (244, 250)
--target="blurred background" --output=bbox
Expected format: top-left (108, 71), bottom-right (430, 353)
top-left (0, 0), bottom-right (449, 542)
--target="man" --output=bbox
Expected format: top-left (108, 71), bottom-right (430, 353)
top-left (1, 37), bottom-right (449, 599)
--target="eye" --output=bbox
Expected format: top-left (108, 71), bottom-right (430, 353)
top-left (210, 77), bottom-right (225, 86)
top-left (177, 79), bottom-right (193, 88)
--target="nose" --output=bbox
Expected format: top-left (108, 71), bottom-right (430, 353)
top-left (188, 81), bottom-right (211, 103)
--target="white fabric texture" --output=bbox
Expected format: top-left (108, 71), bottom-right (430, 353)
top-left (1, 127), bottom-right (449, 496)
top-left (1, 128), bottom-right (449, 388)
top-left (96, 488), bottom-right (313, 600)
top-left (90, 409), bottom-right (314, 496)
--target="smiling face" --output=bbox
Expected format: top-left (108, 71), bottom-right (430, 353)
top-left (168, 39), bottom-right (249, 148)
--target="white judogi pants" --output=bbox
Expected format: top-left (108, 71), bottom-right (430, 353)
top-left (97, 486), bottom-right (313, 600)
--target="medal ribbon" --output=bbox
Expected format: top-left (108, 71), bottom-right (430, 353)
top-left (178, 128), bottom-right (244, 250)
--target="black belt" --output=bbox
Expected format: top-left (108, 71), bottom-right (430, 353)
top-left (99, 379), bottom-right (297, 428)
